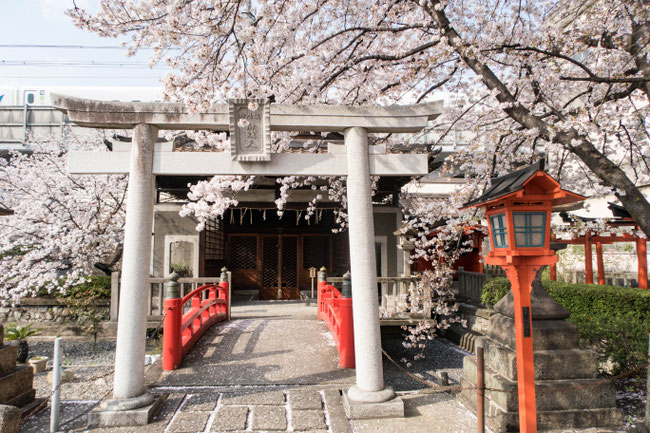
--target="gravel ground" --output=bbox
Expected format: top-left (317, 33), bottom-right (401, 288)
top-left (26, 339), bottom-right (117, 402)
top-left (21, 329), bottom-right (646, 432)
top-left (381, 327), bottom-right (469, 391)
top-left (29, 339), bottom-right (117, 367)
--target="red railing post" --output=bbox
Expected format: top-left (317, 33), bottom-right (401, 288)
top-left (317, 267), bottom-right (327, 321)
top-left (338, 271), bottom-right (355, 368)
top-left (192, 295), bottom-right (202, 330)
top-left (220, 267), bottom-right (230, 319)
top-left (163, 272), bottom-right (182, 371)
top-left (208, 285), bottom-right (217, 316)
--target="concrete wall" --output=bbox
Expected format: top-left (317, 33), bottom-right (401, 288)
top-left (152, 204), bottom-right (199, 277)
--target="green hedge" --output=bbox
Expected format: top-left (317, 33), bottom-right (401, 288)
top-left (481, 277), bottom-right (650, 375)
top-left (36, 276), bottom-right (112, 299)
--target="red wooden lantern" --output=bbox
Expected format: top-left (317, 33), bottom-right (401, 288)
top-left (463, 160), bottom-right (584, 433)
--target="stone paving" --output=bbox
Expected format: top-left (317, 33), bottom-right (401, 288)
top-left (19, 301), bottom-right (489, 432)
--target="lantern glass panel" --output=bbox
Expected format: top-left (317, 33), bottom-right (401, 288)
top-left (513, 212), bottom-right (546, 247)
top-left (490, 213), bottom-right (508, 248)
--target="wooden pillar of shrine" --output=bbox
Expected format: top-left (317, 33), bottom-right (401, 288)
top-left (636, 236), bottom-right (648, 289)
top-left (584, 234), bottom-right (594, 285)
top-left (595, 242), bottom-right (605, 285)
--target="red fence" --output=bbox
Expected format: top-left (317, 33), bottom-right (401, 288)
top-left (162, 280), bottom-right (230, 371)
top-left (317, 274), bottom-right (355, 368)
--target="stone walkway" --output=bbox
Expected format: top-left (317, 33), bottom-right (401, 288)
top-left (21, 301), bottom-right (485, 433)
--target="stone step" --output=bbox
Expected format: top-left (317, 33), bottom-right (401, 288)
top-left (459, 378), bottom-right (622, 432)
top-left (20, 397), bottom-right (47, 418)
top-left (0, 345), bottom-right (17, 373)
top-left (487, 315), bottom-right (580, 351)
top-left (481, 338), bottom-right (599, 381)
top-left (0, 365), bottom-right (34, 404)
top-left (6, 388), bottom-right (35, 408)
top-left (463, 356), bottom-right (617, 412)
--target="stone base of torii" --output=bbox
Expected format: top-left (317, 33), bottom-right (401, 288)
top-left (53, 95), bottom-right (442, 426)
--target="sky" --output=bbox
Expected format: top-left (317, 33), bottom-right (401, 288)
top-left (0, 0), bottom-right (166, 87)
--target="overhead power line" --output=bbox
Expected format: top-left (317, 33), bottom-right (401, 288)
top-left (0, 76), bottom-right (161, 79)
top-left (0, 60), bottom-right (170, 69)
top-left (0, 44), bottom-right (178, 50)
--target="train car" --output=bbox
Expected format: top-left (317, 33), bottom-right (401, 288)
top-left (0, 86), bottom-right (164, 149)
top-left (0, 86), bottom-right (164, 106)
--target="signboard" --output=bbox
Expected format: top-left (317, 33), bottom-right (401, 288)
top-left (229, 98), bottom-right (271, 162)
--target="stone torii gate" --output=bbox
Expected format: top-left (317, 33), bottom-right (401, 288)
top-left (53, 95), bottom-right (441, 425)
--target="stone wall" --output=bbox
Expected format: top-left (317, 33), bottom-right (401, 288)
top-left (0, 297), bottom-right (111, 336)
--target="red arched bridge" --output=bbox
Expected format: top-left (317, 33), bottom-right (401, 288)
top-left (161, 268), bottom-right (355, 371)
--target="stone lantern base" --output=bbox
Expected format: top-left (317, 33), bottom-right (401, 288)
top-left (458, 282), bottom-right (623, 432)
top-left (0, 324), bottom-right (40, 415)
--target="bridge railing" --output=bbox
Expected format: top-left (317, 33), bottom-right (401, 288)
top-left (110, 273), bottom-right (230, 325)
top-left (162, 268), bottom-right (230, 371)
top-left (317, 269), bottom-right (354, 368)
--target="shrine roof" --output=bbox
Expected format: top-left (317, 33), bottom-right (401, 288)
top-left (608, 202), bottom-right (632, 219)
top-left (463, 160), bottom-right (545, 207)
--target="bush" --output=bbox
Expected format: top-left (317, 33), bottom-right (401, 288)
top-left (35, 276), bottom-right (111, 344)
top-left (36, 275), bottom-right (111, 298)
top-left (544, 281), bottom-right (650, 374)
top-left (480, 277), bottom-right (510, 308)
top-left (480, 278), bottom-right (650, 374)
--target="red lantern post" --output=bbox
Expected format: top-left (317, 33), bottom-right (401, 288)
top-left (463, 161), bottom-right (584, 433)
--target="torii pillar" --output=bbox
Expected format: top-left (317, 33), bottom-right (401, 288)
top-left (343, 127), bottom-right (401, 416)
top-left (112, 124), bottom-right (158, 404)
top-left (52, 95), bottom-right (440, 425)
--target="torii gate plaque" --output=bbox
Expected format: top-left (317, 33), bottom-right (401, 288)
top-left (229, 98), bottom-right (271, 161)
top-left (53, 94), bottom-right (442, 426)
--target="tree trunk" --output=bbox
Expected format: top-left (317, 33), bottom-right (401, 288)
top-left (427, 3), bottom-right (650, 239)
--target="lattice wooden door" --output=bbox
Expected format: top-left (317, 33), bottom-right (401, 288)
top-left (260, 235), bottom-right (299, 300)
top-left (301, 235), bottom-right (331, 290)
top-left (228, 234), bottom-right (259, 291)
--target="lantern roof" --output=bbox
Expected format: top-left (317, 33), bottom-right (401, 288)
top-left (463, 160), bottom-right (585, 209)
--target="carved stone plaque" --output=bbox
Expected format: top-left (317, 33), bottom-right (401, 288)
top-left (229, 98), bottom-right (271, 161)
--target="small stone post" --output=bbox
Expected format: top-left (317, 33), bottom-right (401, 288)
top-left (220, 267), bottom-right (231, 320)
top-left (110, 123), bottom-right (158, 407)
top-left (344, 126), bottom-right (402, 417)
top-left (317, 267), bottom-right (327, 321)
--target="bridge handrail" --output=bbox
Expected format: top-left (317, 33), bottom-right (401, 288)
top-left (181, 283), bottom-right (221, 305)
top-left (317, 270), bottom-right (354, 368)
top-left (163, 269), bottom-right (231, 371)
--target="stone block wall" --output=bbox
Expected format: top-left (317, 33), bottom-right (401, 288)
top-left (0, 298), bottom-right (111, 336)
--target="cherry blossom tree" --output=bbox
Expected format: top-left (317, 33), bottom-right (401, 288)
top-left (68, 0), bottom-right (649, 355)
top-left (70, 0), bottom-right (650, 236)
top-left (0, 132), bottom-right (127, 303)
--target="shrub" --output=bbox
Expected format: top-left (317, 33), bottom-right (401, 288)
top-left (35, 276), bottom-right (111, 344)
top-left (36, 275), bottom-right (111, 298)
top-left (544, 281), bottom-right (650, 374)
top-left (4, 323), bottom-right (41, 363)
top-left (479, 278), bottom-right (650, 374)
top-left (480, 277), bottom-right (510, 308)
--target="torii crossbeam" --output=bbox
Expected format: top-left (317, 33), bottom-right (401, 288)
top-left (53, 95), bottom-right (441, 425)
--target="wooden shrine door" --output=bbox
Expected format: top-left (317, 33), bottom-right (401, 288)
top-left (261, 235), bottom-right (299, 300)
